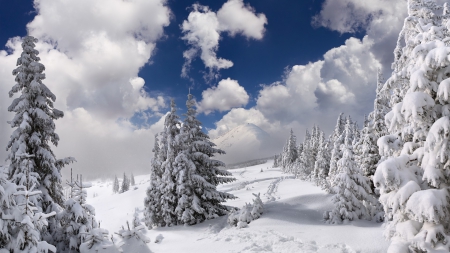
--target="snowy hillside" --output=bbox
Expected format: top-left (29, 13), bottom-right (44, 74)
top-left (86, 160), bottom-right (388, 252)
top-left (212, 123), bottom-right (273, 164)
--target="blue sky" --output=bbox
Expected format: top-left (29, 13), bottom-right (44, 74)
top-left (0, 0), bottom-right (408, 177)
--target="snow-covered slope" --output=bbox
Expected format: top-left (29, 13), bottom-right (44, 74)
top-left (86, 161), bottom-right (388, 252)
top-left (212, 123), bottom-right (273, 165)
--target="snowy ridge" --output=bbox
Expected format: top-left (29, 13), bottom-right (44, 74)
top-left (212, 123), bottom-right (273, 164)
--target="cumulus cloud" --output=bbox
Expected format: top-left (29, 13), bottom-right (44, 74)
top-left (197, 78), bottom-right (249, 115)
top-left (0, 0), bottom-right (171, 178)
top-left (208, 34), bottom-right (382, 157)
top-left (181, 0), bottom-right (267, 80)
top-left (208, 0), bottom-right (405, 153)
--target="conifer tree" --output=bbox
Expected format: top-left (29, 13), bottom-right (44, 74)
top-left (0, 167), bottom-right (17, 249)
top-left (57, 175), bottom-right (97, 252)
top-left (113, 175), bottom-right (119, 194)
top-left (325, 118), bottom-right (375, 224)
top-left (173, 94), bottom-right (235, 225)
top-left (373, 1), bottom-right (450, 251)
top-left (9, 154), bottom-right (57, 252)
top-left (312, 131), bottom-right (330, 187)
top-left (158, 99), bottom-right (180, 226)
top-left (130, 173), bottom-right (135, 186)
top-left (6, 35), bottom-right (75, 247)
top-left (121, 173), bottom-right (130, 193)
top-left (326, 113), bottom-right (345, 191)
top-left (144, 134), bottom-right (164, 227)
top-left (281, 129), bottom-right (298, 172)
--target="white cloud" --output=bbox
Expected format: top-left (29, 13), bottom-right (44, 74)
top-left (181, 0), bottom-right (267, 79)
top-left (208, 35), bottom-right (382, 152)
top-left (208, 108), bottom-right (277, 139)
top-left (197, 78), bottom-right (249, 115)
top-left (217, 0), bottom-right (267, 39)
top-left (256, 62), bottom-right (322, 123)
top-left (0, 0), bottom-right (171, 178)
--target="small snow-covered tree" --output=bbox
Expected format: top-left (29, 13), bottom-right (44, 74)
top-left (144, 134), bottom-right (164, 227)
top-left (57, 175), bottom-right (97, 252)
top-left (80, 228), bottom-right (120, 253)
top-left (113, 175), bottom-right (119, 194)
top-left (6, 36), bottom-right (75, 246)
top-left (228, 193), bottom-right (263, 228)
top-left (173, 94), bottom-right (235, 225)
top-left (312, 131), bottom-right (330, 187)
top-left (121, 173), bottom-right (130, 193)
top-left (281, 129), bottom-right (298, 172)
top-left (326, 113), bottom-right (346, 188)
top-left (130, 173), bottom-right (135, 186)
top-left (325, 119), bottom-right (375, 224)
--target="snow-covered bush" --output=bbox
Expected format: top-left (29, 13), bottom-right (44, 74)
top-left (228, 193), bottom-right (263, 228)
top-left (80, 228), bottom-right (120, 253)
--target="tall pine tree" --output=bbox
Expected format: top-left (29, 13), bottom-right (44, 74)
top-left (174, 93), bottom-right (236, 225)
top-left (6, 35), bottom-right (75, 246)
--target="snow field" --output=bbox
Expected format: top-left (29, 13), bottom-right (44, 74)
top-left (86, 160), bottom-right (388, 252)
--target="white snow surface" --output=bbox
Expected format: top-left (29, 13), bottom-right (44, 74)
top-left (86, 160), bottom-right (388, 252)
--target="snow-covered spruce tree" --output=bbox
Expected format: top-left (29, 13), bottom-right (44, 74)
top-left (312, 130), bottom-right (330, 187)
top-left (121, 173), bottom-right (130, 193)
top-left (158, 99), bottom-right (181, 226)
top-left (6, 36), bottom-right (75, 244)
top-left (373, 1), bottom-right (450, 251)
top-left (273, 154), bottom-right (279, 168)
top-left (325, 118), bottom-right (375, 224)
top-left (130, 173), bottom-right (135, 186)
top-left (326, 113), bottom-right (346, 192)
top-left (113, 175), bottom-right (119, 194)
top-left (0, 167), bottom-right (17, 249)
top-left (9, 156), bottom-right (57, 252)
top-left (227, 193), bottom-right (263, 228)
top-left (144, 134), bottom-right (165, 228)
top-left (296, 129), bottom-right (313, 179)
top-left (281, 129), bottom-right (298, 173)
top-left (57, 175), bottom-right (97, 252)
top-left (173, 94), bottom-right (235, 225)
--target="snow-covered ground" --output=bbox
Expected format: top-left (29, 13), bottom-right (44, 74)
top-left (86, 160), bottom-right (388, 252)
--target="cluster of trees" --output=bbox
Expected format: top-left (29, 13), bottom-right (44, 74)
top-left (276, 94), bottom-right (386, 224)
top-left (276, 1), bottom-right (450, 252)
top-left (0, 36), bottom-right (118, 252)
top-left (144, 94), bottom-right (236, 227)
top-left (113, 173), bottom-right (135, 194)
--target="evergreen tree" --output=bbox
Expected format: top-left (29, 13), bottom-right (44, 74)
top-left (158, 99), bottom-right (180, 226)
top-left (9, 155), bottom-right (56, 252)
top-left (325, 118), bottom-right (375, 224)
top-left (373, 1), bottom-right (450, 251)
top-left (130, 173), bottom-right (135, 186)
top-left (121, 173), bottom-right (130, 193)
top-left (57, 175), bottom-right (97, 252)
top-left (173, 94), bottom-right (235, 225)
top-left (144, 134), bottom-right (164, 227)
top-left (281, 129), bottom-right (298, 172)
top-left (0, 167), bottom-right (17, 250)
top-left (6, 36), bottom-right (75, 245)
top-left (312, 131), bottom-right (330, 187)
top-left (113, 175), bottom-right (119, 194)
top-left (326, 113), bottom-right (345, 191)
